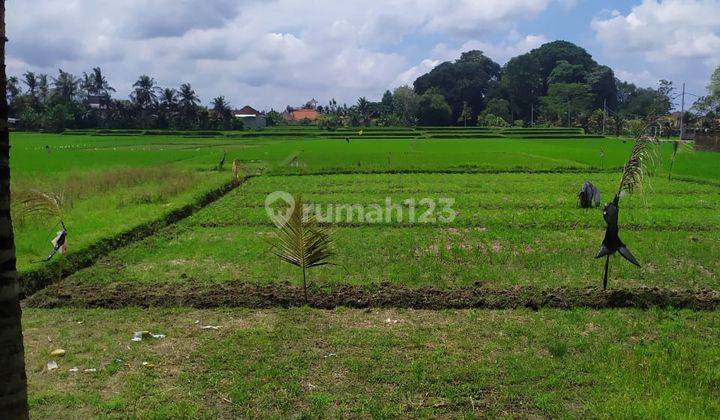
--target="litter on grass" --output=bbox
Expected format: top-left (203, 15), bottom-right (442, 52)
top-left (47, 361), bottom-right (58, 371)
top-left (132, 331), bottom-right (166, 341)
top-left (200, 325), bottom-right (221, 330)
top-left (50, 349), bottom-right (66, 357)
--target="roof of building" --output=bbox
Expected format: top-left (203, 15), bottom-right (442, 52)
top-left (284, 108), bottom-right (320, 121)
top-left (234, 105), bottom-right (261, 117)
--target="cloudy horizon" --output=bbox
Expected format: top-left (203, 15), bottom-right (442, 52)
top-left (7, 0), bottom-right (720, 110)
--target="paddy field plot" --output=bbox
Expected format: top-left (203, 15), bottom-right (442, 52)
top-left (40, 171), bottom-right (718, 292)
top-left (15, 128), bottom-right (720, 417)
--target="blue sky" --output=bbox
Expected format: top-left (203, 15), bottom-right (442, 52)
top-left (7, 0), bottom-right (720, 110)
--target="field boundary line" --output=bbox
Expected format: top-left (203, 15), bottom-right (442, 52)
top-left (19, 175), bottom-right (258, 298)
top-left (193, 221), bottom-right (720, 232)
top-left (265, 169), bottom-right (720, 188)
top-left (267, 167), bottom-right (623, 177)
top-left (25, 280), bottom-right (720, 311)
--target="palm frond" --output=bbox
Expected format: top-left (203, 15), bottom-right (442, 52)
top-left (267, 195), bottom-right (334, 302)
top-left (615, 120), bottom-right (660, 202)
top-left (12, 189), bottom-right (65, 222)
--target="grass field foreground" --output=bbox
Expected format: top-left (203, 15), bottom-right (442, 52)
top-left (23, 307), bottom-right (720, 418)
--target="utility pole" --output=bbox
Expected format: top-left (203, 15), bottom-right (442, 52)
top-left (530, 103), bottom-right (534, 127)
top-left (679, 82), bottom-right (685, 140)
top-left (567, 99), bottom-right (571, 127)
top-left (602, 98), bottom-right (607, 136)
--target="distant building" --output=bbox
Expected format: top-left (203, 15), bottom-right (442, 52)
top-left (669, 111), bottom-right (682, 128)
top-left (282, 108), bottom-right (320, 122)
top-left (87, 95), bottom-right (109, 110)
top-left (233, 105), bottom-right (266, 129)
top-left (282, 99), bottom-right (321, 122)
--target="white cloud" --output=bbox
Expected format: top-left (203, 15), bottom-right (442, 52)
top-left (394, 33), bottom-right (548, 88)
top-left (434, 33), bottom-right (550, 64)
top-left (591, 0), bottom-right (720, 62)
top-left (6, 0), bottom-right (557, 109)
top-left (615, 69), bottom-right (656, 87)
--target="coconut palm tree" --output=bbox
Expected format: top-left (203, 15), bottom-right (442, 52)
top-left (6, 75), bottom-right (19, 102)
top-left (212, 96), bottom-right (232, 129)
top-left (51, 69), bottom-right (79, 105)
top-left (159, 88), bottom-right (178, 110)
top-left (178, 83), bottom-right (200, 128)
top-left (130, 75), bottom-right (159, 110)
top-left (356, 96), bottom-right (370, 125)
top-left (82, 67), bottom-right (114, 105)
top-left (22, 71), bottom-right (37, 97)
top-left (0, 1), bottom-right (30, 417)
top-left (38, 73), bottom-right (49, 102)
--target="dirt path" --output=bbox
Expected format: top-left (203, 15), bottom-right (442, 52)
top-left (25, 280), bottom-right (720, 310)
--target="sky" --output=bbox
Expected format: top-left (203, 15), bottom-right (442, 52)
top-left (7, 0), bottom-right (720, 111)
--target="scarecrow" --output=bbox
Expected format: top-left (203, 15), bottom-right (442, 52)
top-left (43, 222), bottom-right (68, 262)
top-left (578, 181), bottom-right (601, 208)
top-left (595, 128), bottom-right (657, 289)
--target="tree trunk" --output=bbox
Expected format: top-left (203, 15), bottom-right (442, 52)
top-left (0, 1), bottom-right (30, 418)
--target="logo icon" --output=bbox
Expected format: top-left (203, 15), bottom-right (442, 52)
top-left (264, 191), bottom-right (295, 227)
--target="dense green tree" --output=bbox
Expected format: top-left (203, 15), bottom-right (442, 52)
top-left (710, 66), bottom-right (720, 100)
top-left (392, 85), bottom-right (419, 125)
top-left (457, 101), bottom-right (473, 127)
top-left (616, 80), bottom-right (672, 118)
top-left (477, 113), bottom-right (508, 127)
top-left (414, 50), bottom-right (501, 121)
top-left (586, 65), bottom-right (617, 110)
top-left (381, 89), bottom-right (393, 114)
top-left (500, 53), bottom-right (542, 121)
top-left (547, 60), bottom-right (586, 84)
top-left (541, 83), bottom-right (594, 126)
top-left (266, 109), bottom-right (284, 126)
top-left (417, 90), bottom-right (452, 126)
top-left (529, 40), bottom-right (597, 89)
top-left (483, 98), bottom-right (511, 122)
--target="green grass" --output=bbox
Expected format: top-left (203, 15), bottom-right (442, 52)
top-left (65, 224), bottom-right (718, 289)
top-left (16, 128), bottom-right (720, 418)
top-left (22, 307), bottom-right (720, 418)
top-left (10, 132), bottom-right (276, 271)
top-left (60, 171), bottom-right (719, 289)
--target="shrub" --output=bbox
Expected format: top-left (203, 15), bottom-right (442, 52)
top-left (477, 113), bottom-right (508, 127)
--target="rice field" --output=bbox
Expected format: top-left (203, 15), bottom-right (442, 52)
top-left (14, 127), bottom-right (720, 417)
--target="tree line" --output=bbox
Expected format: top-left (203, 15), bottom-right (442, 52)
top-left (7, 68), bottom-right (243, 131)
top-left (8, 40), bottom-right (720, 132)
top-left (321, 41), bottom-right (719, 134)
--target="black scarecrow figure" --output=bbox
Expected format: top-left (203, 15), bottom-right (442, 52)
top-left (595, 132), bottom-right (657, 289)
top-left (43, 222), bottom-right (68, 262)
top-left (578, 181), bottom-right (601, 208)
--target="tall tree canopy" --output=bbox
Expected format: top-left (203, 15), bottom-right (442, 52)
top-left (413, 50), bottom-right (501, 122)
top-left (500, 53), bottom-right (542, 121)
top-left (417, 90), bottom-right (452, 126)
top-left (529, 40), bottom-right (597, 90)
